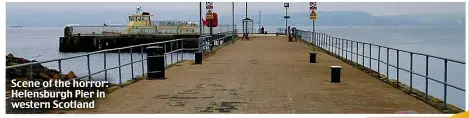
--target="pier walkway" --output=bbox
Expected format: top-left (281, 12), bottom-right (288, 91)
top-left (68, 36), bottom-right (440, 114)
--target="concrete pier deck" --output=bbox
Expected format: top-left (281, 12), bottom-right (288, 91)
top-left (68, 36), bottom-right (441, 114)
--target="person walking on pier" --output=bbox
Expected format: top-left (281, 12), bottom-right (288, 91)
top-left (260, 26), bottom-right (265, 34)
top-left (288, 26), bottom-right (292, 42)
top-left (292, 27), bottom-right (297, 42)
top-left (243, 31), bottom-right (249, 40)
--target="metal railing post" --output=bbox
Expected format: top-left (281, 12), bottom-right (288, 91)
top-left (362, 43), bottom-right (365, 65)
top-left (87, 55), bottom-right (91, 81)
top-left (336, 37), bottom-right (339, 55)
top-left (317, 32), bottom-right (319, 48)
top-left (396, 50), bottom-right (400, 86)
top-left (327, 36), bottom-right (333, 53)
top-left (339, 38), bottom-right (342, 56)
top-left (141, 46), bottom-right (145, 76)
top-left (323, 34), bottom-right (326, 50)
top-left (327, 35), bottom-right (329, 49)
top-left (182, 39), bottom-right (184, 60)
top-left (333, 37), bottom-right (335, 54)
top-left (410, 53), bottom-right (413, 94)
top-left (325, 34), bottom-right (327, 50)
top-left (130, 48), bottom-right (134, 79)
top-left (351, 41), bottom-right (354, 62)
top-left (356, 42), bottom-right (359, 63)
top-left (316, 32), bottom-right (319, 47)
top-left (387, 48), bottom-right (389, 79)
top-left (369, 44), bottom-right (372, 69)
top-left (332, 36), bottom-right (335, 53)
top-left (171, 42), bottom-right (174, 64)
top-left (346, 40), bottom-right (348, 59)
top-left (338, 38), bottom-right (341, 56)
top-left (425, 55), bottom-right (429, 99)
top-left (330, 35), bottom-right (333, 52)
top-left (328, 35), bottom-right (331, 51)
top-left (319, 33), bottom-right (321, 48)
top-left (317, 33), bottom-right (319, 48)
top-left (378, 46), bottom-right (381, 74)
top-left (315, 33), bottom-right (326, 47)
top-left (342, 39), bottom-right (344, 57)
top-left (164, 42), bottom-right (167, 67)
top-left (444, 59), bottom-right (448, 109)
top-left (324, 34), bottom-right (326, 50)
top-left (104, 52), bottom-right (107, 81)
top-left (118, 50), bottom-right (122, 84)
top-left (335, 37), bottom-right (338, 55)
top-left (320, 33), bottom-right (323, 49)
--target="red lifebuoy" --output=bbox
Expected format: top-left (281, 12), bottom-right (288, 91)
top-left (212, 13), bottom-right (218, 27)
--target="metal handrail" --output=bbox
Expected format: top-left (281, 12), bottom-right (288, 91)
top-left (295, 29), bottom-right (465, 110)
top-left (7, 38), bottom-right (183, 69)
top-left (6, 30), bottom-right (237, 99)
top-left (320, 34), bottom-right (465, 64)
top-left (8, 31), bottom-right (236, 69)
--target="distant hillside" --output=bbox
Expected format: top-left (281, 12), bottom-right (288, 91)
top-left (6, 10), bottom-right (465, 27)
top-left (219, 11), bottom-right (465, 27)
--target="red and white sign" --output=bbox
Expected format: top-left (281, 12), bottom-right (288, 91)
top-left (310, 2), bottom-right (316, 7)
top-left (310, 2), bottom-right (317, 10)
top-left (206, 2), bottom-right (213, 9)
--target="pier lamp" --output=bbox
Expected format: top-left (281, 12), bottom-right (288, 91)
top-left (232, 2), bottom-right (235, 38)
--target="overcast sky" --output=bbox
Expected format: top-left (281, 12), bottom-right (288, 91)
top-left (6, 2), bottom-right (466, 16)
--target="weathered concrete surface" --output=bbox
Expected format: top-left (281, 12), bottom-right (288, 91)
top-left (68, 36), bottom-right (441, 114)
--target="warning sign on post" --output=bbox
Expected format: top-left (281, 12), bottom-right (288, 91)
top-left (206, 10), bottom-right (213, 20)
top-left (310, 10), bottom-right (317, 20)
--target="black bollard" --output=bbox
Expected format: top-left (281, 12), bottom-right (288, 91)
top-left (330, 66), bottom-right (342, 83)
top-left (309, 52), bottom-right (317, 63)
top-left (146, 46), bottom-right (165, 79)
top-left (195, 51), bottom-right (202, 64)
